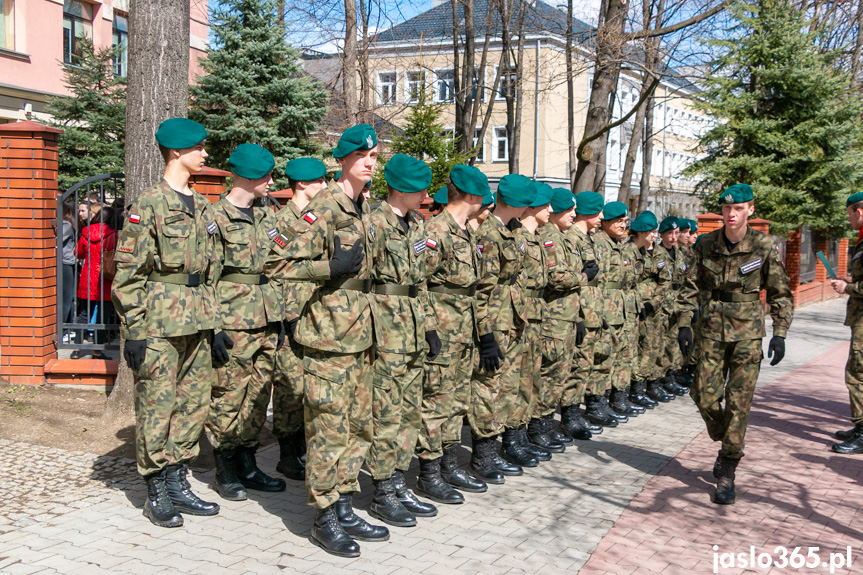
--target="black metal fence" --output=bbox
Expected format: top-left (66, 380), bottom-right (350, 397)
top-left (799, 227), bottom-right (816, 284)
top-left (56, 174), bottom-right (124, 359)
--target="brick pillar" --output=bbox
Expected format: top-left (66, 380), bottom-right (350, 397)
top-left (696, 213), bottom-right (723, 236)
top-left (813, 235), bottom-right (829, 283)
top-left (190, 166), bottom-right (230, 204)
top-left (0, 121), bottom-right (63, 384)
top-left (838, 238), bottom-right (849, 278)
top-left (786, 228), bottom-right (801, 292)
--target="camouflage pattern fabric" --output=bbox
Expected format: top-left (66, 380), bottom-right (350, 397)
top-left (423, 343), bottom-right (476, 456)
top-left (591, 230), bottom-right (626, 393)
top-left (513, 228), bottom-right (547, 423)
top-left (588, 325), bottom-right (617, 396)
top-left (610, 241), bottom-right (642, 390)
top-left (842, 241), bottom-right (863, 423)
top-left (562, 327), bottom-right (600, 406)
top-left (633, 246), bottom-right (661, 382)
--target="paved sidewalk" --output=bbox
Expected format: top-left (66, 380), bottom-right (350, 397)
top-left (0, 299), bottom-right (856, 574)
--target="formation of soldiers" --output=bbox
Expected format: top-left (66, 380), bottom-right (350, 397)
top-left (112, 119), bottom-right (796, 558)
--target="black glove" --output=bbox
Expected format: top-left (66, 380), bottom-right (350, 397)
top-left (643, 302), bottom-right (654, 317)
top-left (575, 322), bottom-right (586, 346)
top-left (329, 235), bottom-right (364, 278)
top-left (286, 317), bottom-right (299, 342)
top-left (692, 308), bottom-right (701, 324)
top-left (212, 331), bottom-right (234, 366)
top-left (271, 321), bottom-right (285, 351)
top-left (601, 318), bottom-right (609, 331)
top-left (768, 335), bottom-right (785, 366)
top-left (123, 339), bottom-right (147, 372)
top-left (478, 333), bottom-right (504, 372)
top-left (425, 330), bottom-right (442, 361)
top-left (638, 307), bottom-right (647, 321)
top-left (678, 327), bottom-right (693, 357)
top-left (582, 260), bottom-right (599, 281)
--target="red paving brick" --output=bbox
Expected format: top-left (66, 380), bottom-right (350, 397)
top-left (582, 343), bottom-right (862, 575)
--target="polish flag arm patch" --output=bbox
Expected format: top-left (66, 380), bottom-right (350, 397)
top-left (129, 213), bottom-right (141, 224)
top-left (425, 238), bottom-right (438, 249)
top-left (303, 212), bottom-right (318, 224)
top-left (543, 240), bottom-right (554, 248)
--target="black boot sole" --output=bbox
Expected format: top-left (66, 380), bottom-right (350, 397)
top-left (143, 507), bottom-right (184, 528)
top-left (309, 535), bottom-right (361, 558)
top-left (586, 415), bottom-right (618, 427)
top-left (831, 444), bottom-right (863, 454)
top-left (528, 440), bottom-right (565, 453)
top-left (414, 485), bottom-right (467, 504)
top-left (368, 508), bottom-right (417, 528)
top-left (341, 529), bottom-right (391, 542)
top-left (399, 500), bottom-right (439, 517)
top-left (443, 476), bottom-right (492, 490)
top-left (467, 465), bottom-right (505, 485)
top-left (172, 503), bottom-right (220, 516)
top-left (239, 480), bottom-right (287, 492)
top-left (711, 492), bottom-right (736, 505)
top-left (212, 482), bottom-right (248, 502)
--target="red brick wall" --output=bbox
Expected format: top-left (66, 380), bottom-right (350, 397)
top-left (191, 167), bottom-right (229, 203)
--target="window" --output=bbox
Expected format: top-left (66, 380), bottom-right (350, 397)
top-left (471, 128), bottom-right (485, 163)
top-left (112, 13), bottom-right (128, 77)
top-left (0, 0), bottom-right (14, 51)
top-left (434, 69), bottom-right (455, 103)
top-left (492, 126), bottom-right (508, 162)
top-left (471, 67), bottom-right (486, 102)
top-left (495, 65), bottom-right (518, 102)
top-left (63, 0), bottom-right (93, 65)
top-left (405, 70), bottom-right (426, 105)
top-left (377, 71), bottom-right (397, 106)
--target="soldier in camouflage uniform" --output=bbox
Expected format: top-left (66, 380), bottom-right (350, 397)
top-left (364, 154), bottom-right (441, 527)
top-left (627, 211), bottom-right (661, 410)
top-left (678, 184), bottom-right (793, 505)
top-left (677, 219), bottom-right (699, 387)
top-left (271, 158), bottom-right (329, 483)
top-left (112, 118), bottom-right (220, 528)
top-left (270, 125), bottom-right (387, 558)
top-left (829, 192), bottom-right (863, 454)
top-left (206, 144), bottom-right (287, 503)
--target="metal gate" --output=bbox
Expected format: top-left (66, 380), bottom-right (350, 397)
top-left (56, 174), bottom-right (124, 359)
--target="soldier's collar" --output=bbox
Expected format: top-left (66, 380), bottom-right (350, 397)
top-left (220, 198), bottom-right (256, 222)
top-left (159, 179), bottom-right (196, 215)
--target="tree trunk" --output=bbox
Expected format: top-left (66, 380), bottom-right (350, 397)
top-left (358, 0), bottom-right (371, 123)
top-left (107, 0), bottom-right (189, 419)
top-left (591, 71), bottom-right (620, 194)
top-left (343, 0), bottom-right (358, 124)
top-left (638, 93), bottom-right (655, 212)
top-left (566, 0), bottom-right (576, 186)
top-left (617, 92), bottom-right (647, 206)
top-left (508, 9), bottom-right (527, 174)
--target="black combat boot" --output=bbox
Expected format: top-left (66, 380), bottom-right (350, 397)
top-left (311, 504), bottom-right (361, 558)
top-left (143, 469), bottom-right (184, 528)
top-left (585, 394), bottom-right (618, 427)
top-left (369, 478), bottom-right (416, 527)
top-left (662, 374), bottom-right (688, 397)
top-left (213, 448), bottom-right (248, 501)
top-left (235, 446), bottom-right (286, 492)
top-left (629, 380), bottom-right (657, 409)
top-left (527, 417), bottom-right (565, 453)
top-left (622, 386), bottom-right (646, 414)
top-left (712, 456), bottom-right (739, 505)
top-left (276, 429), bottom-right (305, 481)
top-left (416, 458), bottom-right (466, 502)
top-left (646, 379), bottom-right (674, 403)
top-left (574, 404), bottom-right (603, 434)
top-left (469, 436), bottom-right (506, 484)
top-left (558, 404), bottom-right (592, 440)
top-left (392, 470), bottom-right (437, 517)
top-left (335, 494), bottom-right (390, 541)
top-left (544, 413), bottom-right (574, 444)
top-left (600, 391), bottom-right (628, 423)
top-left (165, 464), bottom-right (220, 516)
top-left (832, 423), bottom-right (863, 454)
top-left (441, 446), bottom-right (488, 492)
top-left (835, 427), bottom-right (858, 440)
top-left (517, 425), bottom-right (551, 461)
top-left (483, 436), bottom-right (522, 476)
top-left (502, 427), bottom-right (540, 466)
top-left (610, 387), bottom-right (641, 417)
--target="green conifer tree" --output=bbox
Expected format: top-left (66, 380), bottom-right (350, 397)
top-left (685, 0), bottom-right (863, 235)
top-left (189, 0), bottom-right (329, 189)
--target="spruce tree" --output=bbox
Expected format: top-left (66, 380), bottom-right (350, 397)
top-left (46, 39), bottom-right (126, 193)
top-left (685, 0), bottom-right (863, 235)
top-left (189, 0), bottom-right (329, 189)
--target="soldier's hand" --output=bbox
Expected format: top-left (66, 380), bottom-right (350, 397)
top-left (692, 308), bottom-right (701, 323)
top-left (678, 327), bottom-right (693, 357)
top-left (425, 330), bottom-right (442, 361)
top-left (582, 260), bottom-right (599, 281)
top-left (123, 339), bottom-right (147, 372)
top-left (212, 331), bottom-right (234, 366)
top-left (768, 335), bottom-right (785, 366)
top-left (479, 333), bottom-right (504, 372)
top-left (329, 235), bottom-right (364, 278)
top-left (575, 322), bottom-right (586, 346)
top-left (272, 321), bottom-right (286, 350)
top-left (638, 307), bottom-right (647, 321)
top-left (643, 302), bottom-right (654, 317)
top-left (286, 317), bottom-right (299, 343)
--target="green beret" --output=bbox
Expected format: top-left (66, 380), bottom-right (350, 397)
top-left (155, 118), bottom-right (207, 149)
top-left (719, 183), bottom-right (753, 204)
top-left (229, 143), bottom-right (275, 180)
top-left (575, 191), bottom-right (604, 215)
top-left (690, 219), bottom-right (698, 233)
top-left (333, 124), bottom-right (377, 159)
top-left (530, 182), bottom-right (554, 208)
top-left (498, 174), bottom-right (537, 207)
top-left (658, 216), bottom-right (679, 233)
top-left (602, 201), bottom-right (627, 221)
top-left (285, 157), bottom-right (327, 182)
top-left (482, 190), bottom-right (495, 207)
top-left (678, 218), bottom-right (692, 231)
top-left (847, 192), bottom-right (863, 207)
top-left (449, 164), bottom-right (489, 197)
top-left (630, 210), bottom-right (658, 232)
top-left (384, 154), bottom-right (432, 194)
top-left (432, 186), bottom-right (448, 205)
top-left (550, 188), bottom-right (575, 213)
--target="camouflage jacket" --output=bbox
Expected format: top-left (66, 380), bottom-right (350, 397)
top-left (634, 246), bottom-right (661, 311)
top-left (845, 240), bottom-right (863, 327)
top-left (112, 180), bottom-right (221, 340)
top-left (270, 181), bottom-right (373, 353)
top-left (653, 242), bottom-right (686, 316)
top-left (475, 215), bottom-right (526, 336)
top-left (539, 224), bottom-right (585, 338)
top-left (273, 200), bottom-right (319, 322)
top-left (515, 227), bottom-right (548, 322)
top-left (678, 225), bottom-right (793, 342)
top-left (621, 241), bottom-right (644, 323)
top-left (593, 230), bottom-right (627, 326)
top-left (212, 197), bottom-right (283, 330)
top-left (564, 226), bottom-right (603, 329)
top-left (368, 201), bottom-right (435, 354)
top-left (421, 209), bottom-right (481, 344)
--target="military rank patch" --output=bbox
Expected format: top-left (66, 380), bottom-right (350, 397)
top-left (519, 241), bottom-right (526, 253)
top-left (118, 245), bottom-right (134, 253)
top-left (425, 238), bottom-right (438, 249)
top-left (304, 212), bottom-right (318, 224)
top-left (543, 240), bottom-right (554, 248)
top-left (477, 244), bottom-right (484, 252)
top-left (267, 227), bottom-right (278, 239)
top-left (739, 257), bottom-right (763, 275)
top-left (273, 234), bottom-right (289, 247)
top-left (413, 239), bottom-right (427, 255)
top-left (657, 261), bottom-right (666, 269)
top-left (206, 221), bottom-right (218, 235)
top-left (128, 213), bottom-right (141, 224)
top-left (166, 214), bottom-right (185, 224)
top-left (369, 227), bottom-right (375, 241)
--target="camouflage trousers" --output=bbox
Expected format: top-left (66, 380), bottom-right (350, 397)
top-left (470, 328), bottom-right (521, 439)
top-left (134, 332), bottom-right (212, 477)
top-left (560, 326), bottom-right (600, 407)
top-left (419, 341), bottom-right (474, 458)
top-left (273, 340), bottom-right (305, 439)
top-left (662, 311), bottom-right (684, 373)
top-left (611, 319), bottom-right (638, 390)
top-left (538, 323), bottom-right (577, 416)
top-left (366, 350), bottom-right (424, 479)
top-left (844, 326), bottom-right (863, 424)
top-left (303, 347), bottom-right (373, 510)
top-left (690, 338), bottom-right (762, 460)
top-left (636, 310), bottom-right (666, 382)
top-left (587, 325), bottom-right (618, 396)
top-left (205, 326), bottom-right (278, 452)
top-left (512, 319), bottom-right (542, 426)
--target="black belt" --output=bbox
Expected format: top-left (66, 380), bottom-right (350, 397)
top-left (711, 290), bottom-right (760, 302)
top-left (428, 284), bottom-right (477, 297)
top-left (148, 271), bottom-right (201, 287)
top-left (321, 278), bottom-right (373, 293)
top-left (373, 284), bottom-right (420, 297)
top-left (523, 288), bottom-right (545, 299)
top-left (220, 273), bottom-right (269, 285)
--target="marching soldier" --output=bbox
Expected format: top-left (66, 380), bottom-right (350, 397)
top-left (651, 217), bottom-right (687, 401)
top-left (112, 117), bottom-right (220, 528)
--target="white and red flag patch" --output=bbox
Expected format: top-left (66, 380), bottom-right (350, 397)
top-left (425, 238), bottom-right (438, 249)
top-left (303, 212), bottom-right (318, 224)
top-left (129, 213), bottom-right (141, 224)
top-left (543, 240), bottom-right (554, 248)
